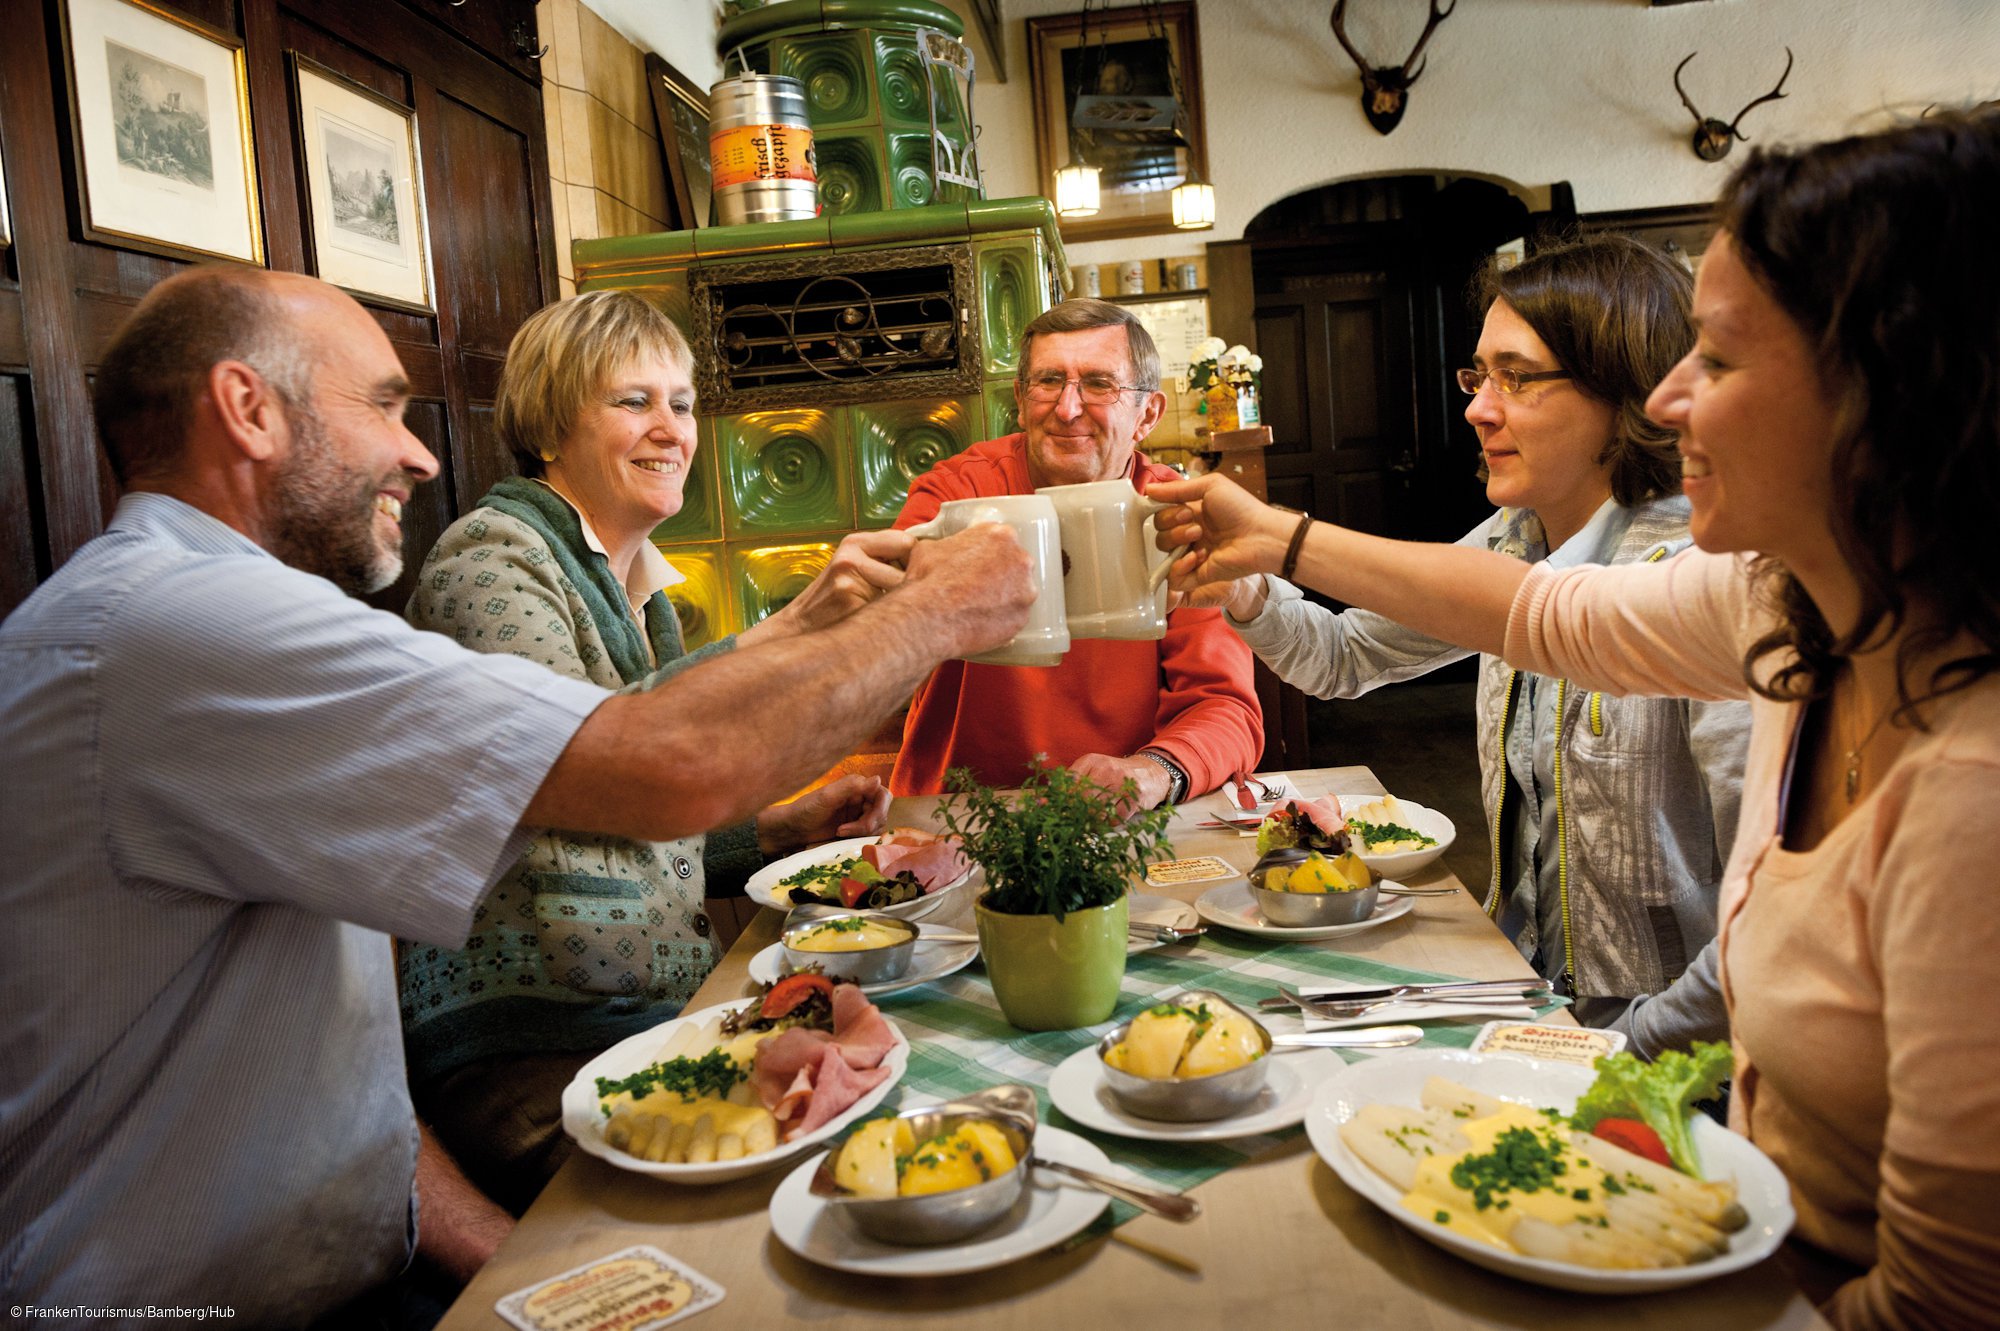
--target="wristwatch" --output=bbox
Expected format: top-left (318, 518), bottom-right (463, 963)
top-left (1134, 749), bottom-right (1189, 806)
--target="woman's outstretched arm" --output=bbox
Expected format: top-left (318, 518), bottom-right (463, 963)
top-left (1148, 473), bottom-right (1528, 658)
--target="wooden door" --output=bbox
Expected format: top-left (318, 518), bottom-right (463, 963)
top-left (1252, 246), bottom-right (1417, 537)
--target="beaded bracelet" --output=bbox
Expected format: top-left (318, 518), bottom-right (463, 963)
top-left (1279, 510), bottom-right (1315, 583)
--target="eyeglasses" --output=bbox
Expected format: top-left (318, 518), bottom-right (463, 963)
top-left (1021, 371), bottom-right (1150, 405)
top-left (1456, 366), bottom-right (1571, 396)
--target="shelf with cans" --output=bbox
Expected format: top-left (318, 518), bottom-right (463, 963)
top-left (574, 198), bottom-right (1070, 649)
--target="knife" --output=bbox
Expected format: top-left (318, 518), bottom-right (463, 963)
top-left (1258, 978), bottom-right (1552, 1010)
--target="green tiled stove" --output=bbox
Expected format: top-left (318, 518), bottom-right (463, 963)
top-left (574, 0), bottom-right (1068, 649)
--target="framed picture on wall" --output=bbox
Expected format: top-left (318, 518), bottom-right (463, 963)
top-left (1029, 1), bottom-right (1205, 244)
top-left (1109, 291), bottom-right (1210, 386)
top-left (58, 0), bottom-right (263, 265)
top-left (646, 54), bottom-right (712, 230)
top-left (291, 56), bottom-right (432, 310)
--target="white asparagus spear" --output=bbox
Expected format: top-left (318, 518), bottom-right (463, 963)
top-left (1339, 1104), bottom-right (1468, 1191)
top-left (686, 1112), bottom-right (719, 1164)
top-left (1511, 1215), bottom-right (1681, 1269)
top-left (1567, 1131), bottom-right (1746, 1230)
top-left (1604, 1193), bottom-right (1727, 1262)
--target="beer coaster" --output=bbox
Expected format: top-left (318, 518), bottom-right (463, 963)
top-left (1469, 1021), bottom-right (1626, 1069)
top-left (496, 1245), bottom-right (724, 1331)
top-left (1144, 855), bottom-right (1240, 887)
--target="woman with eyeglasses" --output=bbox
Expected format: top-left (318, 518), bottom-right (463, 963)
top-left (1155, 110), bottom-right (2000, 1327)
top-left (1184, 235), bottom-right (1749, 1058)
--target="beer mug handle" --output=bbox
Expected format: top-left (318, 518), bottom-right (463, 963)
top-left (1140, 495), bottom-right (1184, 591)
top-left (903, 508), bottom-right (1042, 595)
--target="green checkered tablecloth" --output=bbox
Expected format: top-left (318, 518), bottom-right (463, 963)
top-left (869, 930), bottom-right (1567, 1228)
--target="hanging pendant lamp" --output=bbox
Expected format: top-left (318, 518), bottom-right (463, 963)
top-left (1171, 163), bottom-right (1215, 229)
top-left (1054, 140), bottom-right (1102, 218)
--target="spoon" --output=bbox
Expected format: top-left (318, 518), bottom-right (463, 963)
top-left (1029, 1156), bottom-right (1201, 1222)
top-left (1129, 920), bottom-right (1207, 944)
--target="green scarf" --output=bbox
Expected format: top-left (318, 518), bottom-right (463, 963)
top-left (478, 475), bottom-right (684, 684)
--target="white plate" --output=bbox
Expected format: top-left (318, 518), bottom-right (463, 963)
top-left (561, 998), bottom-right (908, 1184)
top-left (1047, 1045), bottom-right (1340, 1142)
top-left (1126, 891), bottom-right (1201, 954)
top-left (746, 922), bottom-right (978, 996)
top-left (1194, 880), bottom-right (1414, 940)
top-left (745, 835), bottom-right (976, 921)
top-left (1303, 1049), bottom-right (1795, 1294)
top-left (1341, 798), bottom-right (1456, 878)
top-left (769, 1124), bottom-right (1113, 1276)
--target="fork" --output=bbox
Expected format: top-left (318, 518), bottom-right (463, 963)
top-left (1254, 776), bottom-right (1285, 802)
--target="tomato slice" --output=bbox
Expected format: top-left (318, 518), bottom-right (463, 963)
top-left (761, 973), bottom-right (836, 1020)
top-left (1591, 1117), bottom-right (1674, 1169)
top-left (839, 876), bottom-right (873, 908)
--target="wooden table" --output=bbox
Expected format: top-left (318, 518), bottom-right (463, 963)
top-left (441, 767), bottom-right (1824, 1330)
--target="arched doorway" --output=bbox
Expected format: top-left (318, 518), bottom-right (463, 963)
top-left (1223, 174), bottom-right (1540, 891)
top-left (1240, 174), bottom-right (1532, 546)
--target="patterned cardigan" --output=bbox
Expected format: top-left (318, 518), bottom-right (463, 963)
top-left (397, 489), bottom-right (759, 1088)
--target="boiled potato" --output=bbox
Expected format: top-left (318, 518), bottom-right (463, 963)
top-left (1286, 851), bottom-right (1365, 893)
top-left (835, 1117), bottom-right (912, 1198)
top-left (1108, 1006), bottom-right (1199, 1078)
top-left (1179, 1010), bottom-right (1262, 1077)
top-left (954, 1120), bottom-right (1019, 1180)
top-left (899, 1138), bottom-right (987, 1196)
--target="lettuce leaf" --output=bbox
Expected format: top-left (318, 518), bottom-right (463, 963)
top-left (1568, 1040), bottom-right (1733, 1176)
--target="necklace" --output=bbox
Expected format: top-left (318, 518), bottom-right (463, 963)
top-left (1841, 680), bottom-right (1899, 803)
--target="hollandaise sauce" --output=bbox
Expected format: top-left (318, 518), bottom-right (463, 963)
top-left (790, 918), bottom-right (911, 952)
top-left (1401, 1103), bottom-right (1615, 1250)
top-left (604, 1092), bottom-right (772, 1137)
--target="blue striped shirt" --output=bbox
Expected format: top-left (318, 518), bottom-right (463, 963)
top-left (0, 493), bottom-right (607, 1323)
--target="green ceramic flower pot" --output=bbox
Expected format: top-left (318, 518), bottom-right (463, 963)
top-left (975, 891), bottom-right (1128, 1031)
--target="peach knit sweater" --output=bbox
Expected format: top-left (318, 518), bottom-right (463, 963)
top-left (1508, 548), bottom-right (2000, 1331)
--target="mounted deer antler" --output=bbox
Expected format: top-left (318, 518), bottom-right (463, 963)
top-left (1673, 47), bottom-right (1794, 162)
top-left (1329, 0), bottom-right (1457, 136)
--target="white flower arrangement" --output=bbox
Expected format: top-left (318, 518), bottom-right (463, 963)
top-left (1180, 338), bottom-right (1263, 402)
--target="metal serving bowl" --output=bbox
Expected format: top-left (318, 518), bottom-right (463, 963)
top-left (1095, 991), bottom-right (1273, 1122)
top-left (780, 908), bottom-right (919, 983)
top-left (811, 1085), bottom-right (1038, 1245)
top-left (1248, 849), bottom-right (1379, 927)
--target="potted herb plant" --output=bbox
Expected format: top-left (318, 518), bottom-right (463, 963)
top-left (937, 762), bottom-right (1173, 1030)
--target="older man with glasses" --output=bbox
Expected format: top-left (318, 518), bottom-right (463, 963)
top-left (888, 298), bottom-right (1263, 809)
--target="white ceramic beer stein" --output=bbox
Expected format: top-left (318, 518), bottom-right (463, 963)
top-left (1035, 479), bottom-right (1174, 641)
top-left (905, 495), bottom-right (1071, 666)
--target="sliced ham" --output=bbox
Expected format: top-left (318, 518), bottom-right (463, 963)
top-left (1287, 796), bottom-right (1346, 839)
top-left (792, 1046), bottom-right (894, 1136)
top-left (829, 982), bottom-right (896, 1069)
top-left (748, 984), bottom-right (901, 1139)
top-left (862, 829), bottom-right (970, 892)
top-left (748, 1026), bottom-right (834, 1109)
top-left (769, 1064), bottom-right (817, 1131)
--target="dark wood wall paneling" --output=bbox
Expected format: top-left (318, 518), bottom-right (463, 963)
top-left (0, 0), bottom-right (553, 617)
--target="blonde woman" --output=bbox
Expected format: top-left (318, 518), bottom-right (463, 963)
top-left (400, 291), bottom-right (904, 1210)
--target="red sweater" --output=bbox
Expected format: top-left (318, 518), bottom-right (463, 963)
top-left (889, 434), bottom-right (1262, 797)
